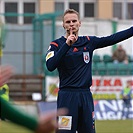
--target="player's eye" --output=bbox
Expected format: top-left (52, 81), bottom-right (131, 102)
top-left (66, 21), bottom-right (70, 24)
top-left (72, 20), bottom-right (77, 23)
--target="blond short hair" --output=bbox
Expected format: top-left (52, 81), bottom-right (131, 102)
top-left (63, 9), bottom-right (80, 21)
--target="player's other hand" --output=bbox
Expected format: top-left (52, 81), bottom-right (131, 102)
top-left (36, 108), bottom-right (68, 133)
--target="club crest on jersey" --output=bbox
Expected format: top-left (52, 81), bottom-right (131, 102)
top-left (83, 52), bottom-right (90, 63)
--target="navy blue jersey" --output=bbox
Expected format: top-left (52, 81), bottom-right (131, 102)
top-left (46, 27), bottom-right (133, 90)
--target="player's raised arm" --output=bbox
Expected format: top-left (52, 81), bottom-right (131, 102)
top-left (93, 26), bottom-right (133, 49)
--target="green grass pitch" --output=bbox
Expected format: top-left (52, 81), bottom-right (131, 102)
top-left (96, 120), bottom-right (133, 133)
top-left (0, 120), bottom-right (133, 133)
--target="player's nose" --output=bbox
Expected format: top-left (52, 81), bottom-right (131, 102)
top-left (70, 21), bottom-right (74, 25)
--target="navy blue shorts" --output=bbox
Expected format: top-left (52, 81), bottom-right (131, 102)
top-left (57, 89), bottom-right (96, 133)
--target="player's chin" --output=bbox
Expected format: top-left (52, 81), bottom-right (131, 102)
top-left (74, 28), bottom-right (79, 33)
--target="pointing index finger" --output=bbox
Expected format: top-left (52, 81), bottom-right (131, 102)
top-left (70, 28), bottom-right (73, 35)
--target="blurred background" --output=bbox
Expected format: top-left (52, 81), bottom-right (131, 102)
top-left (0, 0), bottom-right (133, 132)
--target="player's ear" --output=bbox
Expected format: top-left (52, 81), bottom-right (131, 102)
top-left (79, 20), bottom-right (81, 27)
top-left (63, 23), bottom-right (65, 29)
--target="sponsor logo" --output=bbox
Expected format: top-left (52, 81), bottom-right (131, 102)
top-left (95, 100), bottom-right (133, 120)
top-left (73, 47), bottom-right (78, 52)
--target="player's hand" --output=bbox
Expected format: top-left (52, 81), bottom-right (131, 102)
top-left (66, 28), bottom-right (77, 46)
top-left (36, 108), bottom-right (68, 133)
top-left (0, 65), bottom-right (14, 87)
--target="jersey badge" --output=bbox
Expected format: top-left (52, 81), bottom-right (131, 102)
top-left (58, 116), bottom-right (72, 130)
top-left (83, 52), bottom-right (90, 63)
top-left (46, 51), bottom-right (54, 61)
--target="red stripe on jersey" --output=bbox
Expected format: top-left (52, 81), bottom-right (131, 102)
top-left (86, 36), bottom-right (90, 40)
top-left (51, 42), bottom-right (58, 47)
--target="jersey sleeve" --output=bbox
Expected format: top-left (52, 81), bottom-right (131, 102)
top-left (91, 27), bottom-right (133, 49)
top-left (0, 96), bottom-right (38, 131)
top-left (45, 41), bottom-right (70, 71)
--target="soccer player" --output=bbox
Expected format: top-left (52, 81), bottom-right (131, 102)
top-left (0, 65), bottom-right (67, 133)
top-left (121, 81), bottom-right (132, 119)
top-left (0, 84), bottom-right (10, 120)
top-left (0, 84), bottom-right (9, 101)
top-left (45, 9), bottom-right (133, 133)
